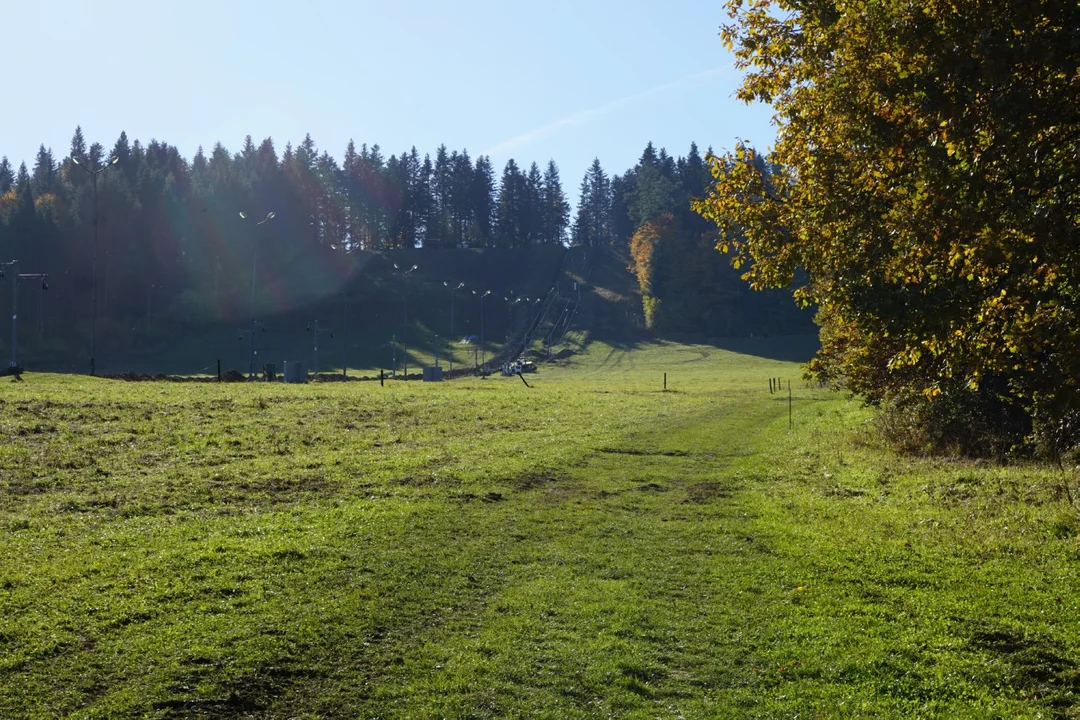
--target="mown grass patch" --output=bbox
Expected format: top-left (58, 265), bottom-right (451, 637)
top-left (1, 339), bottom-right (1077, 717)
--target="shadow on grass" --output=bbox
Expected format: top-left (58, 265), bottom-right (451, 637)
top-left (969, 623), bottom-right (1080, 713)
top-left (584, 328), bottom-right (820, 365)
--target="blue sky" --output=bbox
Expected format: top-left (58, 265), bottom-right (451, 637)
top-left (3, 0), bottom-right (775, 193)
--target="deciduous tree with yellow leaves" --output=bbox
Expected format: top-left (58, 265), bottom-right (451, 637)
top-left (696, 0), bottom-right (1080, 455)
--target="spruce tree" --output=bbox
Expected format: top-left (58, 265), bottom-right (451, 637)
top-left (0, 157), bottom-right (14, 195)
top-left (449, 150), bottom-right (474, 247)
top-left (541, 160), bottom-right (569, 245)
top-left (111, 132), bottom-right (132, 166)
top-left (610, 173), bottom-right (636, 248)
top-left (572, 158), bottom-right (611, 246)
top-left (523, 162), bottom-right (544, 245)
top-left (31, 145), bottom-right (57, 197)
top-left (69, 126), bottom-right (87, 160)
top-left (470, 155), bottom-right (496, 247)
top-left (495, 159), bottom-right (523, 247)
top-left (419, 153), bottom-right (438, 247)
top-left (431, 145), bottom-right (452, 248)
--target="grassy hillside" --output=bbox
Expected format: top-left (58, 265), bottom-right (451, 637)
top-left (22, 245), bottom-right (649, 376)
top-left (2, 339), bottom-right (1078, 717)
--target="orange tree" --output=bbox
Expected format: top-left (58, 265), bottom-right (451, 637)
top-left (696, 0), bottom-right (1080, 455)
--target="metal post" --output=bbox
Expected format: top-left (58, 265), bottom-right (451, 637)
top-left (72, 155), bottom-right (117, 375)
top-left (90, 175), bottom-right (99, 375)
top-left (8, 261), bottom-right (16, 368)
top-left (6, 264), bottom-right (48, 370)
top-left (249, 232), bottom-right (257, 379)
top-left (397, 264), bottom-right (417, 379)
top-left (479, 290), bottom-right (490, 372)
top-left (446, 282), bottom-right (464, 375)
top-left (240, 211), bottom-right (275, 379)
top-left (342, 288), bottom-right (348, 379)
top-left (309, 321), bottom-right (332, 379)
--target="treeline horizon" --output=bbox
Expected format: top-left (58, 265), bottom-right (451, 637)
top-left (0, 127), bottom-right (811, 369)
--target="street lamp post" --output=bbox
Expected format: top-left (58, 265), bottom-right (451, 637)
top-left (445, 281), bottom-right (464, 374)
top-left (307, 321), bottom-right (333, 379)
top-left (504, 295), bottom-right (521, 348)
top-left (1, 261), bottom-right (49, 369)
top-left (239, 211), bottom-right (275, 378)
top-left (394, 263), bottom-right (418, 378)
top-left (341, 285), bottom-right (350, 379)
top-left (475, 289), bottom-right (491, 372)
top-left (71, 155), bottom-right (118, 375)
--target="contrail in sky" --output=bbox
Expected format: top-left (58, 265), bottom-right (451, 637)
top-left (482, 67), bottom-right (729, 157)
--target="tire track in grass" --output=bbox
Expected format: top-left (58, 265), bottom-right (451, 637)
top-left (344, 399), bottom-right (793, 717)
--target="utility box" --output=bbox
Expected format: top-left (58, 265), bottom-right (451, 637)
top-left (283, 361), bottom-right (307, 384)
top-left (423, 366), bottom-right (443, 382)
top-left (263, 363), bottom-right (277, 382)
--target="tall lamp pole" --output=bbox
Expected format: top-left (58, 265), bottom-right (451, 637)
top-left (307, 321), bottom-right (333, 379)
top-left (445, 281), bottom-right (464, 374)
top-left (504, 295), bottom-right (520, 347)
top-left (71, 155), bottom-right (118, 376)
top-left (475, 289), bottom-right (491, 372)
top-left (1, 261), bottom-right (49, 369)
top-left (341, 286), bottom-right (349, 379)
top-left (394, 263), bottom-right (418, 378)
top-left (239, 211), bottom-right (275, 378)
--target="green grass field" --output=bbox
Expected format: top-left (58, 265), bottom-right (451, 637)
top-left (1, 340), bottom-right (1078, 718)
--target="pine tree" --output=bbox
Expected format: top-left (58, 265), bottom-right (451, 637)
top-left (69, 126), bottom-right (87, 160)
top-left (495, 159), bottom-right (524, 247)
top-left (431, 145), bottom-right (452, 248)
top-left (572, 158), bottom-right (611, 246)
top-left (111, 132), bottom-right (132, 166)
top-left (521, 162), bottom-right (544, 245)
top-left (31, 145), bottom-right (57, 197)
top-left (418, 153), bottom-right (437, 247)
top-left (191, 146), bottom-right (208, 183)
top-left (610, 173), bottom-right (636, 248)
top-left (629, 142), bottom-right (677, 228)
top-left (449, 150), bottom-right (474, 247)
top-left (541, 160), bottom-right (569, 245)
top-left (0, 157), bottom-right (13, 195)
top-left (240, 135), bottom-right (257, 173)
top-left (470, 155), bottom-right (496, 247)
